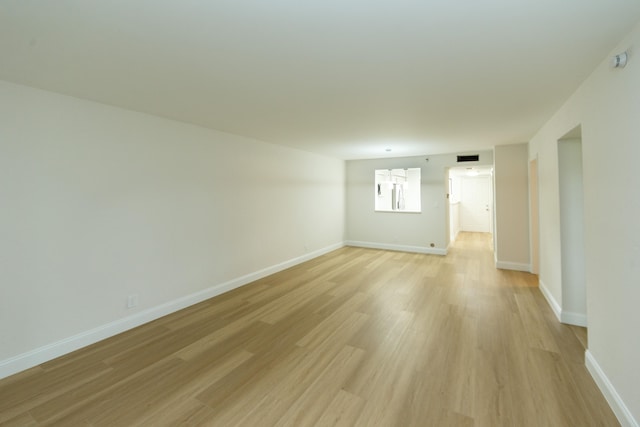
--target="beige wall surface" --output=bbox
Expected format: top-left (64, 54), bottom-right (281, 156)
top-left (0, 80), bottom-right (345, 370)
top-left (529, 21), bottom-right (640, 425)
top-left (494, 143), bottom-right (530, 270)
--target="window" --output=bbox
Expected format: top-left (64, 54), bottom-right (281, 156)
top-left (374, 168), bottom-right (421, 212)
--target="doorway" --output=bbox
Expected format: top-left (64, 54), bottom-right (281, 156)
top-left (448, 166), bottom-right (494, 242)
top-left (558, 126), bottom-right (587, 326)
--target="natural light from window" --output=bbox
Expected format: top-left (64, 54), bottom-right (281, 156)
top-left (374, 168), bottom-right (421, 213)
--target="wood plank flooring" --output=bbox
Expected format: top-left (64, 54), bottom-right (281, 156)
top-left (0, 232), bottom-right (619, 426)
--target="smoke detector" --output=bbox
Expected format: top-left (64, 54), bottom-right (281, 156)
top-left (611, 51), bottom-right (628, 69)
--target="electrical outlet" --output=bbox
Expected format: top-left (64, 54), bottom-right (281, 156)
top-left (127, 294), bottom-right (139, 309)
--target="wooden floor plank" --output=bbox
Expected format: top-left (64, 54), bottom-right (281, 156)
top-left (313, 389), bottom-right (366, 427)
top-left (0, 232), bottom-right (620, 426)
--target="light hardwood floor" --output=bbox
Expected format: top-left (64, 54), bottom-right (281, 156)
top-left (0, 232), bottom-right (619, 426)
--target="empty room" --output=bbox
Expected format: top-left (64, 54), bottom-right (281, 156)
top-left (1, 1), bottom-right (639, 426)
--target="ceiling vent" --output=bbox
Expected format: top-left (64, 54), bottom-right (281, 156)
top-left (457, 154), bottom-right (480, 162)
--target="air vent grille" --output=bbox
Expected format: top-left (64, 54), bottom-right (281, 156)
top-left (457, 155), bottom-right (480, 162)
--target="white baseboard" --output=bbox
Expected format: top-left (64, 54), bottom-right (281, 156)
top-left (561, 311), bottom-right (588, 327)
top-left (495, 260), bottom-right (531, 272)
top-left (538, 279), bottom-right (562, 322)
top-left (0, 242), bottom-right (344, 380)
top-left (585, 350), bottom-right (639, 427)
top-left (537, 280), bottom-right (588, 327)
top-left (345, 240), bottom-right (446, 256)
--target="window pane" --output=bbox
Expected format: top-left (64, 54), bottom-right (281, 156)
top-left (374, 168), bottom-right (421, 212)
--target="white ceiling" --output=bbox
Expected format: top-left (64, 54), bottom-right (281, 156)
top-left (1, 1), bottom-right (639, 159)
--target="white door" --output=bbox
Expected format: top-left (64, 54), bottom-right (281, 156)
top-left (460, 175), bottom-right (492, 233)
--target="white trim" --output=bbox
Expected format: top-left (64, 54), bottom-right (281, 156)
top-left (495, 260), bottom-right (531, 272)
top-left (538, 279), bottom-right (562, 322)
top-left (585, 350), bottom-right (639, 427)
top-left (537, 280), bottom-right (588, 327)
top-left (0, 242), bottom-right (344, 380)
top-left (561, 311), bottom-right (588, 327)
top-left (345, 240), bottom-right (446, 256)
top-left (374, 210), bottom-right (421, 214)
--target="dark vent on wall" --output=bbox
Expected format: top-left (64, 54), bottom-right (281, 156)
top-left (457, 155), bottom-right (480, 162)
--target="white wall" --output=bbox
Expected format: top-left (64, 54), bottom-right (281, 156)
top-left (449, 174), bottom-right (462, 241)
top-left (529, 21), bottom-right (640, 426)
top-left (494, 143), bottom-right (530, 271)
top-left (449, 202), bottom-right (461, 242)
top-left (346, 152), bottom-right (493, 254)
top-left (0, 80), bottom-right (345, 377)
top-left (558, 137), bottom-right (587, 325)
top-left (406, 168), bottom-right (421, 212)
top-left (450, 174), bottom-right (462, 203)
